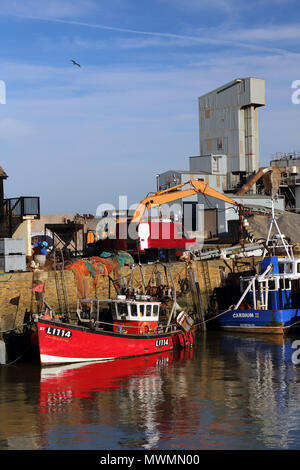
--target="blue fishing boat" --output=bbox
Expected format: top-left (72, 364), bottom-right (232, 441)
top-left (219, 199), bottom-right (300, 334)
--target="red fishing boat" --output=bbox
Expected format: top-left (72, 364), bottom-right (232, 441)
top-left (37, 263), bottom-right (195, 366)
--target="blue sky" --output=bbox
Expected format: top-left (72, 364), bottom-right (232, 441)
top-left (1, 0), bottom-right (300, 214)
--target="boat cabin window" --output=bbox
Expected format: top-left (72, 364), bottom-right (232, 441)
top-left (268, 279), bottom-right (276, 291)
top-left (279, 278), bottom-right (291, 290)
top-left (297, 263), bottom-right (300, 274)
top-left (146, 305), bottom-right (152, 317)
top-left (119, 303), bottom-right (128, 319)
top-left (279, 263), bottom-right (284, 273)
top-left (131, 304), bottom-right (138, 317)
top-left (115, 302), bottom-right (160, 320)
top-left (279, 262), bottom-right (294, 274)
top-left (139, 305), bottom-right (145, 317)
top-left (286, 263), bottom-right (293, 273)
top-left (137, 303), bottom-right (160, 319)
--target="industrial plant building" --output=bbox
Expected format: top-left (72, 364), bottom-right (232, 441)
top-left (157, 78), bottom-right (285, 238)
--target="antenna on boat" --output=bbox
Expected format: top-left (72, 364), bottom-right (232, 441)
top-left (263, 195), bottom-right (293, 261)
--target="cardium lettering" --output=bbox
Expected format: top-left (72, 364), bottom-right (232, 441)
top-left (233, 313), bottom-right (254, 318)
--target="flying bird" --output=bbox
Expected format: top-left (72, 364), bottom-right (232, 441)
top-left (71, 59), bottom-right (81, 67)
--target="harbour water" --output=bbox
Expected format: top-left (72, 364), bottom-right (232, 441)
top-left (1, 331), bottom-right (300, 451)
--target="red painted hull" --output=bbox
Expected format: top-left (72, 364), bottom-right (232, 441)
top-left (37, 319), bottom-right (193, 366)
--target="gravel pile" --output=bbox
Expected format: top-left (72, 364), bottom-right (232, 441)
top-left (246, 209), bottom-right (300, 243)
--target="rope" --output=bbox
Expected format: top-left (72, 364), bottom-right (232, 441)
top-left (191, 306), bottom-right (300, 332)
top-left (0, 322), bottom-right (29, 334)
top-left (282, 317), bottom-right (300, 331)
top-left (193, 305), bottom-right (235, 329)
top-left (3, 348), bottom-right (31, 366)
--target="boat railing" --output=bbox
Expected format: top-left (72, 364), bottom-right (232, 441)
top-left (75, 312), bottom-right (177, 335)
top-left (234, 264), bottom-right (273, 311)
top-left (267, 242), bottom-right (295, 260)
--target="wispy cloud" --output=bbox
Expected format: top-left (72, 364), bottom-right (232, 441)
top-left (0, 0), bottom-right (96, 19)
top-left (0, 0), bottom-right (297, 56)
top-left (160, 0), bottom-right (237, 13)
top-left (227, 24), bottom-right (300, 41)
top-left (38, 34), bottom-right (195, 53)
top-left (72, 35), bottom-right (193, 50)
top-left (0, 13), bottom-right (292, 56)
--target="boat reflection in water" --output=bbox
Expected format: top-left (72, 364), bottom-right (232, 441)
top-left (39, 350), bottom-right (190, 397)
top-left (39, 348), bottom-right (194, 449)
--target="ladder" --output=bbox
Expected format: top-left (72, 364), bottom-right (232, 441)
top-left (200, 260), bottom-right (217, 314)
top-left (53, 250), bottom-right (70, 319)
top-left (201, 260), bottom-right (212, 298)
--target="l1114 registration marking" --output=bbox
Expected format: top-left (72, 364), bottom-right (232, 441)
top-left (155, 338), bottom-right (169, 347)
top-left (46, 326), bottom-right (72, 338)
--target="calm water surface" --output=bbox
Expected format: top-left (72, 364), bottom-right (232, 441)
top-left (1, 331), bottom-right (300, 450)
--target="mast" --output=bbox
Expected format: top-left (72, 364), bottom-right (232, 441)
top-left (263, 196), bottom-right (293, 261)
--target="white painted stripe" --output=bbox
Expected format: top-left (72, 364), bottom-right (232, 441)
top-left (40, 354), bottom-right (116, 365)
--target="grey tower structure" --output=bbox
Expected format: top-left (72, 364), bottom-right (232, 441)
top-left (198, 77), bottom-right (265, 192)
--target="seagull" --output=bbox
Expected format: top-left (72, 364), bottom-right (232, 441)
top-left (71, 59), bottom-right (81, 67)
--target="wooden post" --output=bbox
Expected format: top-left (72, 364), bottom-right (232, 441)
top-left (187, 263), bottom-right (206, 331)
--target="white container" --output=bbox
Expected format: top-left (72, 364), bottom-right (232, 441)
top-left (0, 254), bottom-right (26, 272)
top-left (0, 238), bottom-right (26, 255)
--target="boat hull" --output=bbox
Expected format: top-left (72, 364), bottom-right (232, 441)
top-left (218, 308), bottom-right (300, 334)
top-left (37, 319), bottom-right (193, 365)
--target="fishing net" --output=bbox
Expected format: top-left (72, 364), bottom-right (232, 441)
top-left (65, 252), bottom-right (134, 298)
top-left (115, 252), bottom-right (134, 268)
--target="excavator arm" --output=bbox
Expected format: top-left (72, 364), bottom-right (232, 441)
top-left (131, 179), bottom-right (239, 223)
